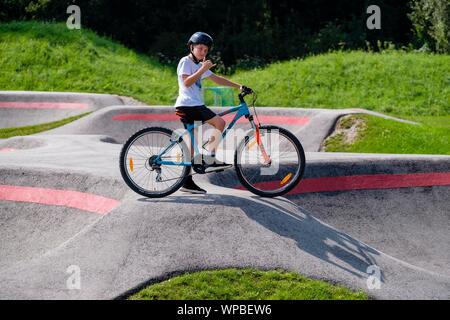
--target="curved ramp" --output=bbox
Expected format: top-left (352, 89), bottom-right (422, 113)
top-left (0, 136), bottom-right (47, 151)
top-left (42, 105), bottom-right (378, 151)
top-left (0, 91), bottom-right (125, 128)
top-left (0, 166), bottom-right (127, 271)
top-left (290, 185), bottom-right (450, 278)
top-left (0, 93), bottom-right (448, 300)
top-left (1, 180), bottom-right (449, 300)
top-left (0, 135), bottom-right (449, 299)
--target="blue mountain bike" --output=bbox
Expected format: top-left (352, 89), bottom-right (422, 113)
top-left (119, 89), bottom-right (305, 198)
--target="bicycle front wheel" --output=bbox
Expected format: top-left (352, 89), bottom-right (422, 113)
top-left (234, 125), bottom-right (305, 197)
top-left (119, 126), bottom-right (190, 198)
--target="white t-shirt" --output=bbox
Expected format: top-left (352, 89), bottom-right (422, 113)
top-left (174, 56), bottom-right (213, 107)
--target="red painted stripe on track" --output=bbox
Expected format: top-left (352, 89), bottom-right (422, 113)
top-left (236, 172), bottom-right (450, 194)
top-left (112, 113), bottom-right (177, 121)
top-left (0, 185), bottom-right (119, 215)
top-left (112, 113), bottom-right (310, 125)
top-left (0, 148), bottom-right (15, 153)
top-left (0, 102), bottom-right (89, 110)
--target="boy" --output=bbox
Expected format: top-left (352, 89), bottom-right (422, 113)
top-left (175, 31), bottom-right (252, 194)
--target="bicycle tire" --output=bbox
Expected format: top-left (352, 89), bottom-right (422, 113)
top-left (119, 126), bottom-right (191, 198)
top-left (234, 125), bottom-right (305, 197)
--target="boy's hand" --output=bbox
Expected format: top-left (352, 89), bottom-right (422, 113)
top-left (200, 57), bottom-right (216, 71)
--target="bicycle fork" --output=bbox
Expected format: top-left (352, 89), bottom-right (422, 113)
top-left (247, 115), bottom-right (272, 166)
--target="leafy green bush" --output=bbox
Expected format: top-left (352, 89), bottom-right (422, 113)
top-left (409, 0), bottom-right (450, 53)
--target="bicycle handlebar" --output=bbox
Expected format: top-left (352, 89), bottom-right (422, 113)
top-left (238, 86), bottom-right (254, 103)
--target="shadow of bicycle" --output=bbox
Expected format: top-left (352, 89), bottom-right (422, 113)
top-left (138, 192), bottom-right (383, 282)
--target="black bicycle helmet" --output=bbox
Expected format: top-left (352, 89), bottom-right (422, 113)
top-left (187, 32), bottom-right (213, 64)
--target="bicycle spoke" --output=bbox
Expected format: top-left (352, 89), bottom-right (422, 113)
top-left (129, 145), bottom-right (149, 159)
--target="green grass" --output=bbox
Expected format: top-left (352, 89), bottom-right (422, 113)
top-left (129, 268), bottom-right (368, 300)
top-left (323, 114), bottom-right (450, 155)
top-left (0, 112), bottom-right (90, 138)
top-left (231, 50), bottom-right (450, 116)
top-left (1, 21), bottom-right (449, 117)
top-left (1, 21), bottom-right (448, 149)
top-left (0, 21), bottom-right (177, 104)
top-left (404, 115), bottom-right (450, 128)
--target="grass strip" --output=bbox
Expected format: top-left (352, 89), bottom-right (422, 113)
top-left (129, 268), bottom-right (368, 300)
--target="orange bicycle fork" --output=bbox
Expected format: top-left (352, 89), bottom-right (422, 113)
top-left (247, 115), bottom-right (272, 165)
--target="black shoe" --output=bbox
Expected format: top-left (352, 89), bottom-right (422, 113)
top-left (180, 177), bottom-right (207, 194)
top-left (191, 154), bottom-right (233, 174)
top-left (202, 155), bottom-right (233, 173)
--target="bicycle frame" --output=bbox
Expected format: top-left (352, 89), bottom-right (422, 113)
top-left (156, 97), bottom-right (257, 167)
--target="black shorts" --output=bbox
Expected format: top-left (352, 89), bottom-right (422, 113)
top-left (175, 105), bottom-right (216, 128)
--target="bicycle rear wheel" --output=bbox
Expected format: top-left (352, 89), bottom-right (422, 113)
top-left (234, 125), bottom-right (305, 197)
top-left (119, 127), bottom-right (190, 198)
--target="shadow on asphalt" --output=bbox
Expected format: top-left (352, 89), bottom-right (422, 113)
top-left (138, 193), bottom-right (383, 282)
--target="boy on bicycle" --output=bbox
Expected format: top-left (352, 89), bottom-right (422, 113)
top-left (175, 31), bottom-right (252, 194)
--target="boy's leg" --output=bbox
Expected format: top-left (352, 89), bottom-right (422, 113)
top-left (176, 111), bottom-right (206, 194)
top-left (184, 126), bottom-right (195, 159)
top-left (178, 106), bottom-right (230, 170)
top-left (182, 131), bottom-right (207, 194)
top-left (205, 115), bottom-right (226, 155)
top-left (176, 107), bottom-right (195, 159)
top-left (203, 115), bottom-right (232, 170)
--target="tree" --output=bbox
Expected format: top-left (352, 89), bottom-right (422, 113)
top-left (409, 0), bottom-right (450, 53)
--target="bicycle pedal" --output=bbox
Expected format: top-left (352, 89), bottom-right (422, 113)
top-left (204, 165), bottom-right (233, 174)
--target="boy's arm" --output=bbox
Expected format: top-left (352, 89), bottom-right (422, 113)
top-left (208, 74), bottom-right (243, 90)
top-left (182, 68), bottom-right (207, 88)
top-left (182, 59), bottom-right (216, 87)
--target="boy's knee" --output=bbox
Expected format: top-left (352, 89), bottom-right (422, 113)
top-left (216, 117), bottom-right (225, 131)
top-left (207, 115), bottom-right (225, 131)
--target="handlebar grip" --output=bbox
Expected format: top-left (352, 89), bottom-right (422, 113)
top-left (239, 86), bottom-right (254, 103)
top-left (241, 86), bottom-right (253, 94)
